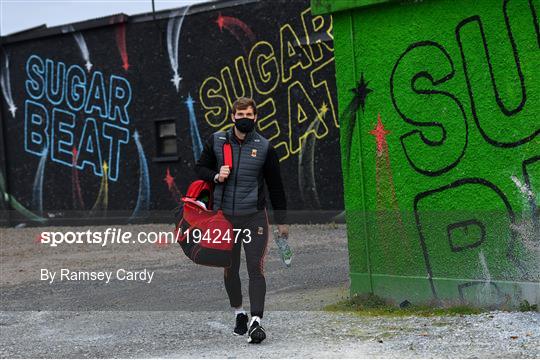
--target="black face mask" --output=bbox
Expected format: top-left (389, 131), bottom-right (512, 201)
top-left (234, 117), bottom-right (255, 133)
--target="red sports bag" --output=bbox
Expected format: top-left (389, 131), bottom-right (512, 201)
top-left (175, 137), bottom-right (234, 267)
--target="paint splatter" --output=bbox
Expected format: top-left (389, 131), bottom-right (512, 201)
top-left (478, 250), bottom-right (491, 282)
top-left (185, 94), bottom-right (203, 161)
top-left (353, 73), bottom-right (373, 113)
top-left (167, 6), bottom-right (191, 91)
top-left (511, 175), bottom-right (536, 202)
top-left (90, 161), bottom-right (109, 216)
top-left (31, 146), bottom-right (48, 216)
top-left (510, 173), bottom-right (539, 278)
top-left (476, 250), bottom-right (499, 303)
top-left (0, 51), bottom-right (17, 117)
top-left (341, 74), bottom-right (373, 177)
top-left (216, 13), bottom-right (256, 54)
top-left (164, 167), bottom-right (183, 204)
top-left (370, 114), bottom-right (390, 155)
top-left (71, 147), bottom-right (85, 210)
top-left (0, 171), bottom-right (46, 223)
top-left (298, 103), bottom-right (328, 209)
top-left (62, 25), bottom-right (92, 72)
top-left (130, 130), bottom-right (150, 220)
top-left (370, 114), bottom-right (410, 258)
top-left (115, 22), bottom-right (130, 71)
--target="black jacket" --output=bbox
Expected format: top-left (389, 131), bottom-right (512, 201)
top-left (195, 128), bottom-right (287, 223)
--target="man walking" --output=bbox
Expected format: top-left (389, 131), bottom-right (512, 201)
top-left (195, 97), bottom-right (288, 344)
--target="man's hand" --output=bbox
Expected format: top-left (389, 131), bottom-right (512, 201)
top-left (218, 165), bottom-right (231, 183)
top-left (277, 224), bottom-right (289, 237)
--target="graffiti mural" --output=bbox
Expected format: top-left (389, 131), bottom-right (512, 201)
top-left (1, 52), bottom-right (17, 118)
top-left (0, 0), bottom-right (342, 226)
top-left (24, 55), bottom-right (132, 181)
top-left (324, 0), bottom-right (539, 306)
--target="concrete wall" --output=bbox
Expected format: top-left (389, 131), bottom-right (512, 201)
top-left (0, 0), bottom-right (342, 226)
top-left (316, 0), bottom-right (539, 307)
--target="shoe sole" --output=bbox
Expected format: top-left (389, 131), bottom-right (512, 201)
top-left (247, 328), bottom-right (266, 344)
top-left (233, 331), bottom-right (246, 336)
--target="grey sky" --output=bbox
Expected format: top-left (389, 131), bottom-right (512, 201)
top-left (0, 0), bottom-right (211, 36)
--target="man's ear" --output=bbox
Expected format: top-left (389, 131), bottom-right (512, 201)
top-left (231, 113), bottom-right (235, 122)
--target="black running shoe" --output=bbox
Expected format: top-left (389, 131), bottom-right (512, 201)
top-left (247, 319), bottom-right (266, 344)
top-left (233, 313), bottom-right (248, 336)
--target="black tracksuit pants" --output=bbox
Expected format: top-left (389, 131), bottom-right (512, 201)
top-left (224, 209), bottom-right (270, 318)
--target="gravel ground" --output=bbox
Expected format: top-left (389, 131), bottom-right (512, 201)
top-left (0, 310), bottom-right (538, 358)
top-left (1, 223), bottom-right (539, 358)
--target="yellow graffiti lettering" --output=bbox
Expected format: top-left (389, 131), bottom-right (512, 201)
top-left (280, 23), bottom-right (313, 83)
top-left (221, 56), bottom-right (253, 108)
top-left (249, 41), bottom-right (280, 95)
top-left (310, 57), bottom-right (338, 128)
top-left (301, 8), bottom-right (334, 62)
top-left (199, 7), bottom-right (337, 161)
top-left (257, 98), bottom-right (289, 161)
top-left (199, 76), bottom-right (229, 128)
top-left (287, 81), bottom-right (329, 155)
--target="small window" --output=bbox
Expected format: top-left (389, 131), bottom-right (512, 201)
top-left (155, 120), bottom-right (178, 157)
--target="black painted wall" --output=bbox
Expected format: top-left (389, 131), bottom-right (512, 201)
top-left (0, 0), bottom-right (342, 226)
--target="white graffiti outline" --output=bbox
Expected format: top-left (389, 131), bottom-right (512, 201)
top-left (32, 146), bottom-right (48, 216)
top-left (62, 25), bottom-right (93, 72)
top-left (130, 130), bottom-right (150, 220)
top-left (167, 5), bottom-right (191, 91)
top-left (511, 175), bottom-right (535, 201)
top-left (297, 108), bottom-right (325, 209)
top-left (185, 94), bottom-right (203, 161)
top-left (0, 52), bottom-right (17, 117)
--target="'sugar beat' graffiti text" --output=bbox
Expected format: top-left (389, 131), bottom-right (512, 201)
top-left (24, 55), bottom-right (132, 181)
top-left (200, 8), bottom-right (335, 162)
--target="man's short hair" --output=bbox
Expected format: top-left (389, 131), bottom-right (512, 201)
top-left (232, 97), bottom-right (257, 115)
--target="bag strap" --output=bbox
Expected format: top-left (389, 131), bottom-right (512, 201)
top-left (218, 131), bottom-right (232, 210)
top-left (223, 132), bottom-right (233, 169)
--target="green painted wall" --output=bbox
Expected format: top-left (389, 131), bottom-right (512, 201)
top-left (319, 0), bottom-right (539, 307)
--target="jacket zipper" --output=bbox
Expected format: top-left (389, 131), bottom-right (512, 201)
top-left (231, 142), bottom-right (242, 216)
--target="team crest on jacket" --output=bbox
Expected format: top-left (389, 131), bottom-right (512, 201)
top-left (251, 149), bottom-right (257, 157)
